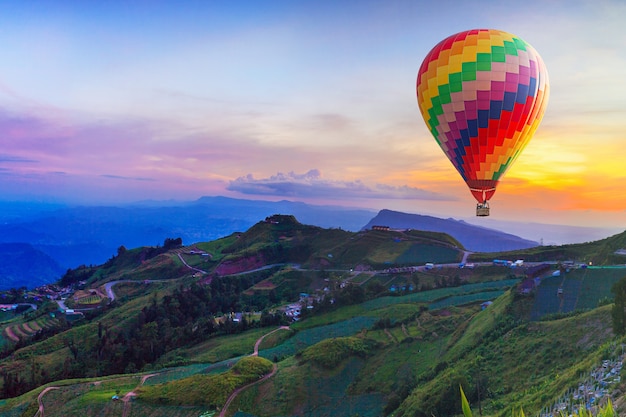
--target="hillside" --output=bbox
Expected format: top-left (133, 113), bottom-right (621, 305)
top-left (363, 209), bottom-right (539, 252)
top-left (0, 243), bottom-right (64, 290)
top-left (0, 197), bottom-right (376, 288)
top-left (0, 215), bottom-right (625, 416)
top-left (468, 229), bottom-right (626, 266)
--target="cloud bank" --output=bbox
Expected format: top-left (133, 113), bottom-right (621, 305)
top-left (227, 169), bottom-right (455, 201)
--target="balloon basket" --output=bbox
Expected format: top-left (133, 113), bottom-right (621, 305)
top-left (476, 202), bottom-right (490, 217)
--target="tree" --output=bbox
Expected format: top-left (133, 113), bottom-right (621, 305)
top-left (611, 276), bottom-right (626, 335)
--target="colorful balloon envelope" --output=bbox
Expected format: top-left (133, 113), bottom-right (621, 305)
top-left (416, 29), bottom-right (549, 216)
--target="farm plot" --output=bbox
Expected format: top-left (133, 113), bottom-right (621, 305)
top-left (428, 290), bottom-right (506, 311)
top-left (361, 279), bottom-right (519, 311)
top-left (243, 357), bottom-right (384, 417)
top-left (560, 276), bottom-right (583, 312)
top-left (144, 362), bottom-right (236, 386)
top-left (118, 402), bottom-right (207, 416)
top-left (258, 316), bottom-right (378, 361)
top-left (311, 359), bottom-right (385, 416)
top-left (395, 243), bottom-right (460, 265)
top-left (530, 276), bottom-right (563, 320)
top-left (530, 268), bottom-right (626, 320)
top-left (575, 268), bottom-right (626, 310)
top-left (3, 316), bottom-right (61, 342)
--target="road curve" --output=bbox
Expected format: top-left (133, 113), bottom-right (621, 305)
top-left (34, 386), bottom-right (59, 417)
top-left (219, 326), bottom-right (290, 417)
top-left (176, 252), bottom-right (209, 275)
top-left (104, 280), bottom-right (136, 302)
top-left (219, 363), bottom-right (277, 417)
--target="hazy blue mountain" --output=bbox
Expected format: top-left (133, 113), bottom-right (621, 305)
top-left (0, 243), bottom-right (65, 290)
top-left (362, 209), bottom-right (539, 252)
top-left (0, 197), bottom-right (376, 288)
top-left (4, 196), bottom-right (614, 290)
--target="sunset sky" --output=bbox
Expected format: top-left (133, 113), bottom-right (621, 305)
top-left (0, 0), bottom-right (625, 229)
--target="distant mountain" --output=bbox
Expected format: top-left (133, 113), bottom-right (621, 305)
top-left (0, 243), bottom-right (65, 290)
top-left (0, 196), bottom-right (615, 289)
top-left (362, 209), bottom-right (539, 252)
top-left (0, 197), bottom-right (376, 288)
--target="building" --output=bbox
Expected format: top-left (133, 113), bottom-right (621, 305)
top-left (372, 225), bottom-right (390, 231)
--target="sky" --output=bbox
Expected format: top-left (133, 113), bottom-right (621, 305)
top-left (0, 0), bottom-right (625, 231)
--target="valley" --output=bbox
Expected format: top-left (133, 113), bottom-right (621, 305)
top-left (0, 215), bottom-right (625, 416)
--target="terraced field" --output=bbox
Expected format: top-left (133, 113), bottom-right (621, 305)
top-left (2, 316), bottom-right (61, 342)
top-left (530, 267), bottom-right (626, 320)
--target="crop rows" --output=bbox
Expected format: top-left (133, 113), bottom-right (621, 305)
top-left (3, 317), bottom-right (60, 342)
top-left (395, 244), bottom-right (460, 264)
top-left (428, 291), bottom-right (506, 310)
top-left (259, 316), bottom-right (378, 361)
top-left (145, 361), bottom-right (235, 386)
top-left (530, 268), bottom-right (626, 320)
top-left (362, 279), bottom-right (519, 310)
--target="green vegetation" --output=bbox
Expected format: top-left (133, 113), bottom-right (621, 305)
top-left (468, 230), bottom-right (626, 266)
top-left (300, 336), bottom-right (373, 368)
top-left (1, 217), bottom-right (625, 416)
top-left (138, 356), bottom-right (273, 407)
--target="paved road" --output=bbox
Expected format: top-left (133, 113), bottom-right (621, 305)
top-left (104, 280), bottom-right (137, 302)
top-left (105, 279), bottom-right (173, 302)
top-left (176, 253), bottom-right (208, 275)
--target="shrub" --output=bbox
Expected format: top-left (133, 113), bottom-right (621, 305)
top-left (301, 336), bottom-right (372, 368)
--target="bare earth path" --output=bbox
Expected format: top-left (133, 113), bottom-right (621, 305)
top-left (219, 325), bottom-right (290, 417)
top-left (33, 386), bottom-right (59, 417)
top-left (122, 374), bottom-right (157, 417)
top-left (31, 326), bottom-right (289, 417)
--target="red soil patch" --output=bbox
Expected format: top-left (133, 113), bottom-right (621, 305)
top-left (12, 325), bottom-right (28, 338)
top-left (254, 280), bottom-right (276, 289)
top-left (4, 326), bottom-right (19, 342)
top-left (215, 254), bottom-right (266, 276)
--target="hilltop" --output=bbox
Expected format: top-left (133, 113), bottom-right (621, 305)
top-left (363, 209), bottom-right (539, 252)
top-left (0, 215), bottom-right (625, 416)
top-left (1, 196), bottom-right (619, 290)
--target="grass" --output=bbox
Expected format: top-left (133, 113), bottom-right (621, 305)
top-left (428, 291), bottom-right (506, 310)
top-left (362, 279), bottom-right (519, 311)
top-left (240, 356), bottom-right (385, 417)
top-left (178, 327), bottom-right (277, 363)
top-left (78, 377), bottom-right (139, 403)
top-left (395, 243), bottom-right (461, 265)
top-left (259, 316), bottom-right (378, 361)
top-left (301, 337), bottom-right (372, 368)
top-left (138, 356), bottom-right (273, 407)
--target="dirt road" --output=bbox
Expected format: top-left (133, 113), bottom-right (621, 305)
top-left (219, 325), bottom-right (290, 417)
top-left (33, 386), bottom-right (59, 417)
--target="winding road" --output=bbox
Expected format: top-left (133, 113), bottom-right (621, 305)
top-left (33, 386), bottom-right (59, 417)
top-left (176, 252), bottom-right (208, 275)
top-left (219, 325), bottom-right (290, 417)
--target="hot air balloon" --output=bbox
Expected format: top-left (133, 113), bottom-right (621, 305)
top-left (416, 29), bottom-right (549, 216)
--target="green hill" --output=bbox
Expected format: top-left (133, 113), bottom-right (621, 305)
top-left (468, 229), bottom-right (626, 266)
top-left (0, 215), bottom-right (624, 416)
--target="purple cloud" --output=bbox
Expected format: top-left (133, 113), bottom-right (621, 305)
top-left (227, 170), bottom-right (456, 201)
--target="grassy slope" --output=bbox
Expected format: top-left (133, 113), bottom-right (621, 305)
top-left (468, 229), bottom-right (626, 266)
top-left (1, 285), bottom-right (622, 416)
top-left (1, 220), bottom-right (625, 416)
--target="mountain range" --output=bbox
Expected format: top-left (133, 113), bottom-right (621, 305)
top-left (0, 196), bottom-right (619, 290)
